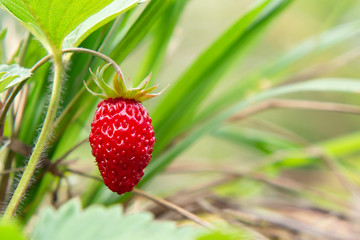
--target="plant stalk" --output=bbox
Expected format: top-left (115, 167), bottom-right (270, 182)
top-left (0, 33), bottom-right (33, 204)
top-left (2, 49), bottom-right (63, 221)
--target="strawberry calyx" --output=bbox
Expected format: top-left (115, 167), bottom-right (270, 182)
top-left (84, 63), bottom-right (165, 102)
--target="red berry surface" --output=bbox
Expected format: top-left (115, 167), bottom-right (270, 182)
top-left (89, 98), bottom-right (155, 194)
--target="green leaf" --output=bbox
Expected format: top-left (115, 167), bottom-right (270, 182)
top-left (321, 131), bottom-right (360, 157)
top-left (31, 198), bottom-right (203, 240)
top-left (110, 0), bottom-right (175, 63)
top-left (143, 78), bottom-right (360, 183)
top-left (0, 0), bottom-right (114, 50)
top-left (199, 20), bottom-right (360, 122)
top-left (0, 64), bottom-right (32, 92)
top-left (152, 0), bottom-right (293, 153)
top-left (263, 21), bottom-right (360, 79)
top-left (213, 127), bottom-right (298, 155)
top-left (134, 0), bottom-right (189, 85)
top-left (62, 0), bottom-right (140, 49)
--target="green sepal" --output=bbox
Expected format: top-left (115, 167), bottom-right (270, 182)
top-left (112, 71), bottom-right (127, 96)
top-left (85, 65), bottom-right (166, 102)
top-left (137, 84), bottom-right (168, 101)
top-left (134, 73), bottom-right (151, 90)
top-left (139, 84), bottom-right (159, 95)
top-left (83, 80), bottom-right (107, 99)
top-left (90, 64), bottom-right (118, 98)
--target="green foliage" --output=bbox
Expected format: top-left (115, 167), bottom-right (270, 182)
top-left (110, 0), bottom-right (175, 64)
top-left (152, 0), bottom-right (293, 153)
top-left (1, 0), bottom-right (360, 238)
top-left (198, 20), bottom-right (360, 123)
top-left (0, 64), bottom-right (31, 92)
top-left (0, 0), bottom-right (114, 50)
top-left (31, 198), bottom-right (203, 240)
top-left (134, 0), bottom-right (189, 85)
top-left (143, 78), bottom-right (360, 182)
top-left (213, 127), bottom-right (298, 155)
top-left (62, 0), bottom-right (140, 49)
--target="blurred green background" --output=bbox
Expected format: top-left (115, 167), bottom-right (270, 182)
top-left (1, 0), bottom-right (359, 194)
top-left (1, 0), bottom-right (360, 238)
top-left (128, 0), bottom-right (360, 194)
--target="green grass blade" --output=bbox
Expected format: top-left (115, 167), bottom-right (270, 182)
top-left (198, 20), bottom-right (360, 123)
top-left (213, 126), bottom-right (299, 155)
top-left (133, 0), bottom-right (189, 85)
top-left (110, 0), bottom-right (175, 64)
top-left (62, 0), bottom-right (140, 49)
top-left (321, 131), bottom-right (360, 157)
top-left (142, 78), bottom-right (360, 182)
top-left (152, 0), bottom-right (293, 154)
top-left (0, 0), bottom-right (114, 50)
top-left (0, 64), bottom-right (32, 92)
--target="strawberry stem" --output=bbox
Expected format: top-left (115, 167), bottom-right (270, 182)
top-left (2, 48), bottom-right (64, 221)
top-left (62, 47), bottom-right (125, 86)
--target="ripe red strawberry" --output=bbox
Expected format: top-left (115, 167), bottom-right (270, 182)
top-left (86, 65), bottom-right (163, 194)
top-left (89, 98), bottom-right (155, 194)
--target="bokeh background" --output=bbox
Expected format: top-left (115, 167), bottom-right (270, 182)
top-left (1, 0), bottom-right (360, 239)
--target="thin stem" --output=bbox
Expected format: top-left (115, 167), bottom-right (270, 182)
top-left (65, 168), bottom-right (102, 181)
top-left (52, 138), bottom-right (88, 166)
top-left (62, 48), bottom-right (124, 82)
top-left (133, 189), bottom-right (214, 229)
top-left (165, 166), bottom-right (350, 209)
top-left (198, 199), bottom-right (269, 240)
top-left (318, 150), bottom-right (360, 198)
top-left (50, 47), bottom-right (125, 144)
top-left (227, 99), bottom-right (360, 122)
top-left (0, 167), bottom-right (26, 175)
top-left (2, 49), bottom-right (63, 220)
top-left (283, 47), bottom-right (360, 85)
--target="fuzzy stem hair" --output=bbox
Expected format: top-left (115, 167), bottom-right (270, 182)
top-left (2, 48), bottom-right (63, 221)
